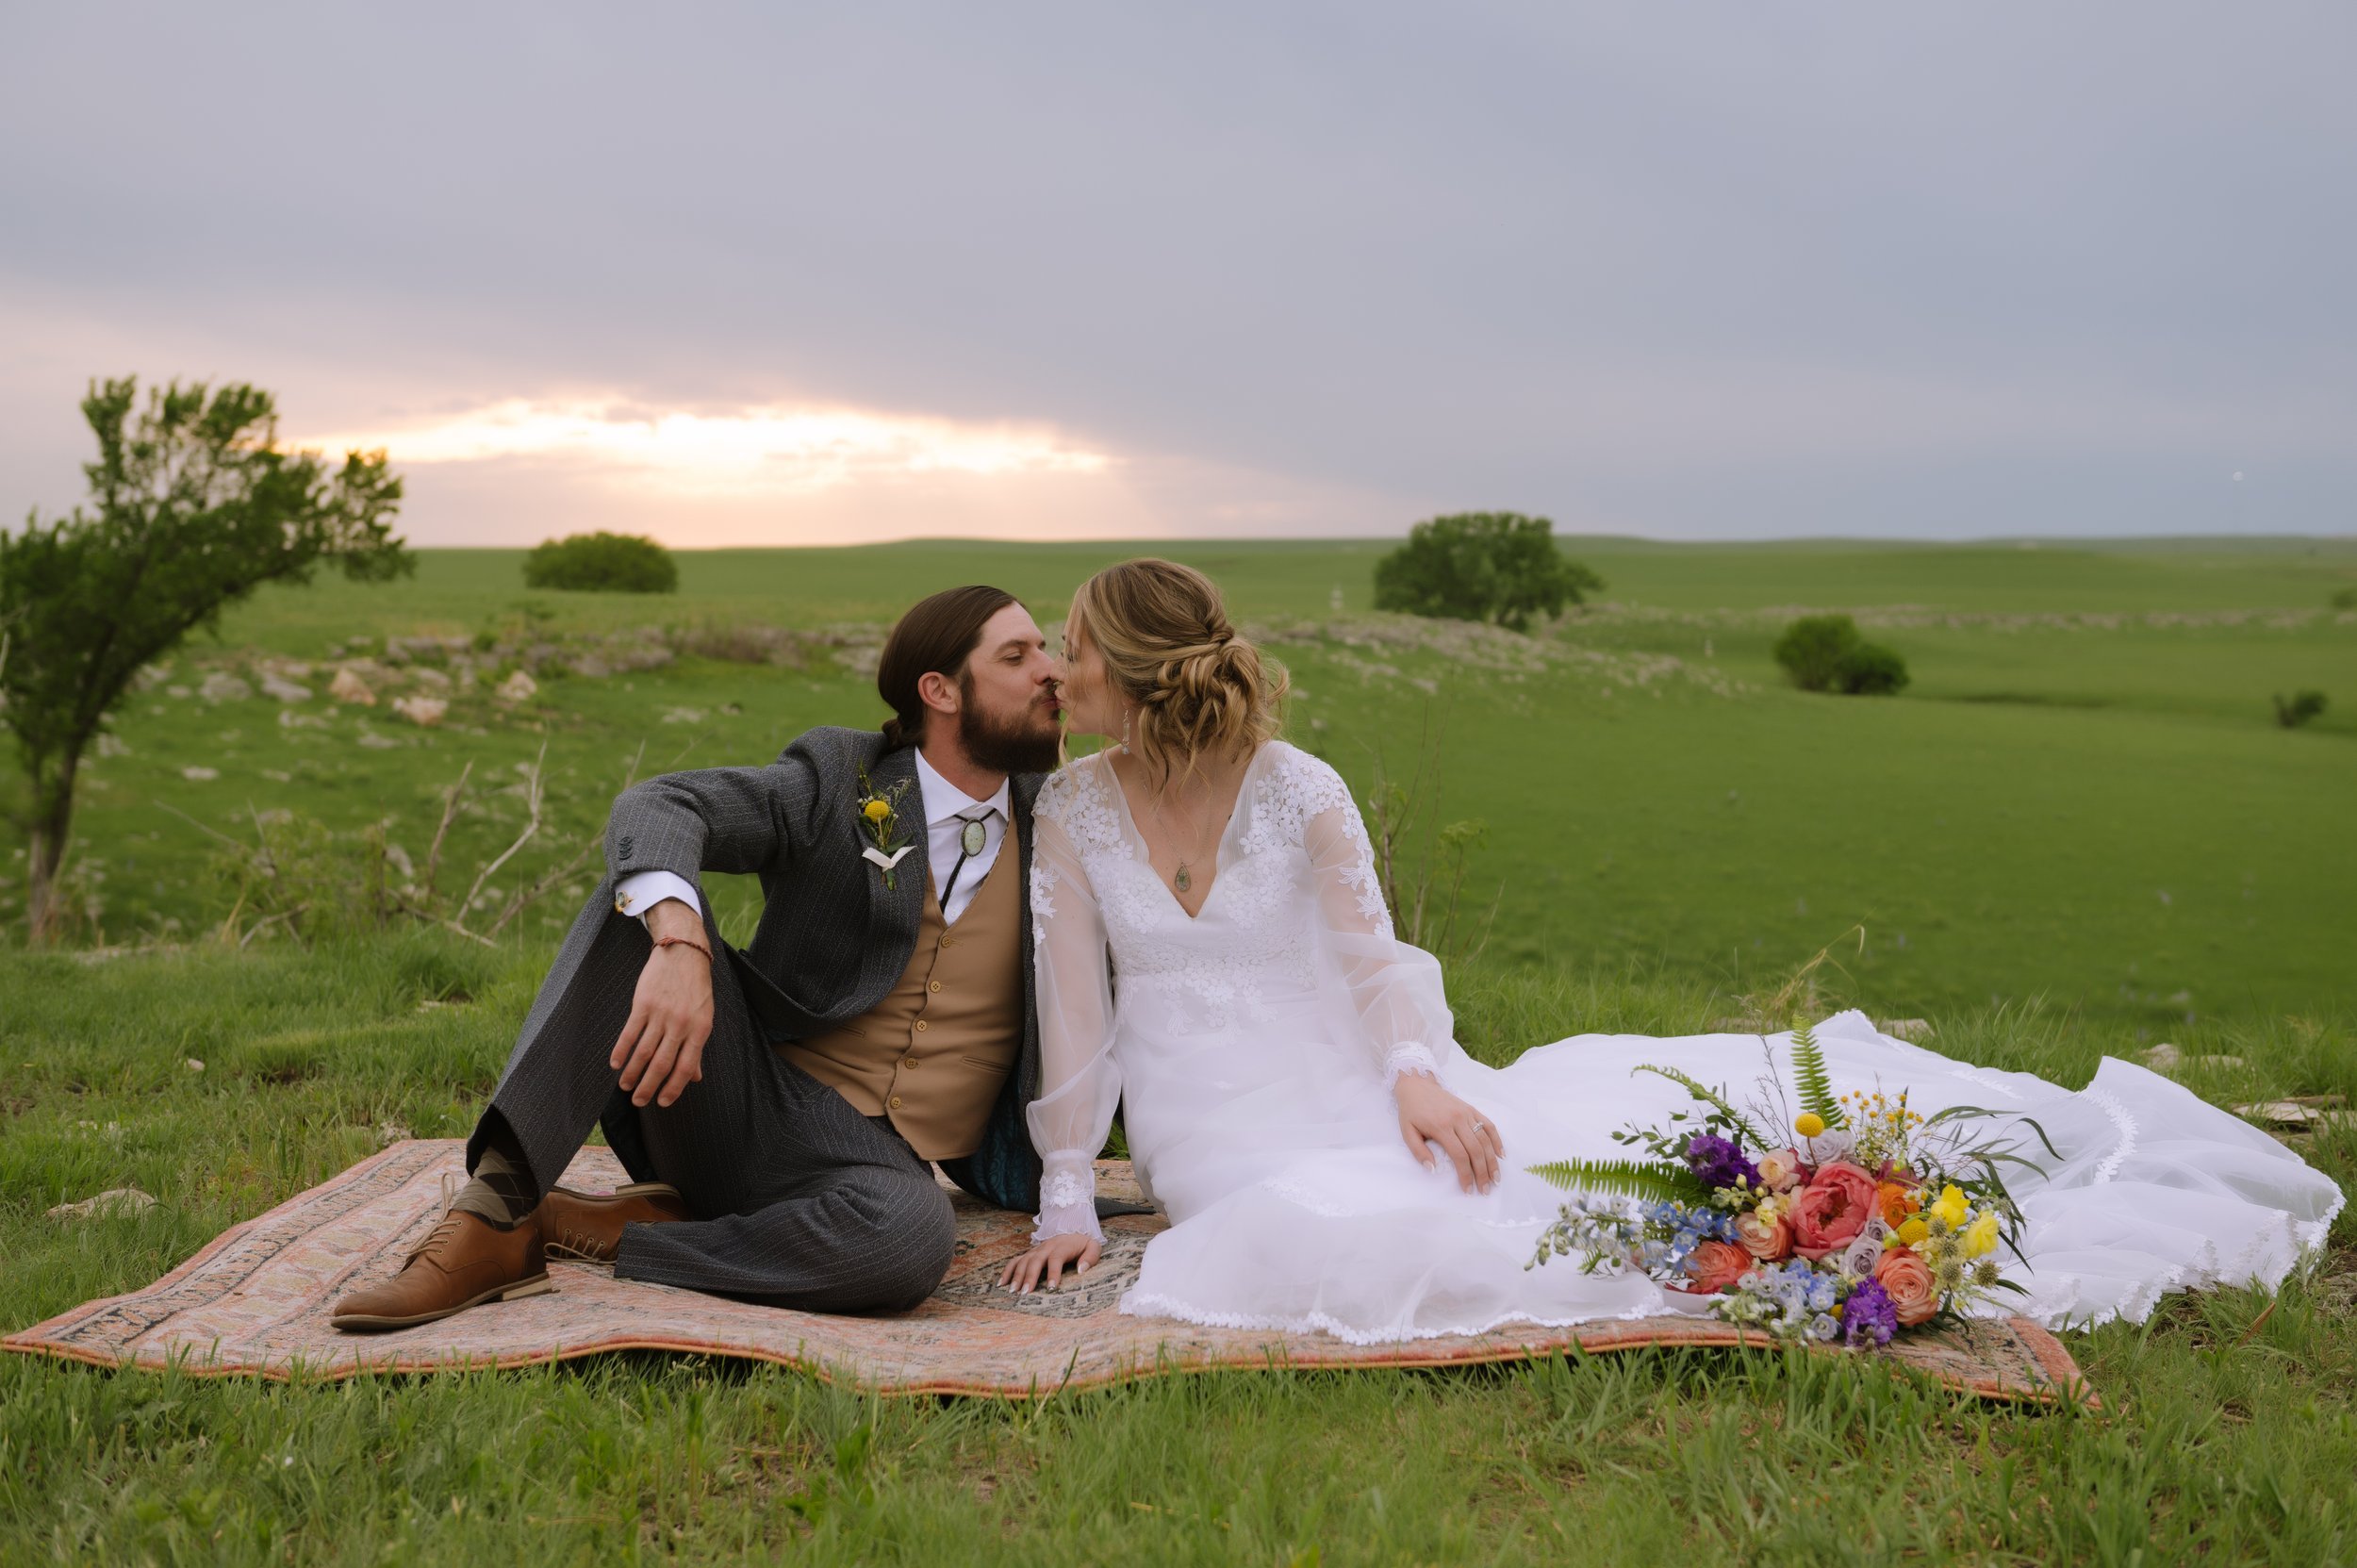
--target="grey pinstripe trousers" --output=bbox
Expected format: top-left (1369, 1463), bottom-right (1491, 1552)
top-left (473, 897), bottom-right (959, 1313)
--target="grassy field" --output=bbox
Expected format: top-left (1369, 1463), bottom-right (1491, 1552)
top-left (4, 536), bottom-right (2354, 1561)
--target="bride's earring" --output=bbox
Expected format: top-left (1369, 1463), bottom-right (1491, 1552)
top-left (1119, 708), bottom-right (1133, 755)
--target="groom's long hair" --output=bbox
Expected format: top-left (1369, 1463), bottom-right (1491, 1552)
top-left (876, 585), bottom-right (1019, 751)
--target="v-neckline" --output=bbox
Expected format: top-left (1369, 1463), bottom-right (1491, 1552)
top-left (1100, 743), bottom-right (1266, 923)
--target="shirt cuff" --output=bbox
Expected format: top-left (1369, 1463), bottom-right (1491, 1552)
top-left (614, 870), bottom-right (701, 921)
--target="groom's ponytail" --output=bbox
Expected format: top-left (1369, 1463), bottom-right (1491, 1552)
top-left (1068, 559), bottom-right (1286, 786)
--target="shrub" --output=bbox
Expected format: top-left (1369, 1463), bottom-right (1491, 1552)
top-left (1773, 614), bottom-right (1908, 696)
top-left (1835, 642), bottom-right (1911, 695)
top-left (1772, 615), bottom-right (1860, 692)
top-left (1372, 513), bottom-right (1602, 632)
top-left (522, 532), bottom-right (677, 593)
top-left (2332, 586), bottom-right (2357, 610)
top-left (2273, 690), bottom-right (2328, 728)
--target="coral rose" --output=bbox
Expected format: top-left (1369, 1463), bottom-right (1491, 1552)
top-left (1674, 1239), bottom-right (1753, 1295)
top-left (1873, 1246), bottom-right (1940, 1327)
top-left (1733, 1209), bottom-right (1794, 1262)
top-left (1789, 1161), bottom-right (1880, 1262)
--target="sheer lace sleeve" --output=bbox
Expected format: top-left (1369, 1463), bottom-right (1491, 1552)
top-left (1025, 771), bottom-right (1121, 1245)
top-left (1289, 751), bottom-right (1454, 1091)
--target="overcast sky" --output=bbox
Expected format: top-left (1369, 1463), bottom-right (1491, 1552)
top-left (4, 4), bottom-right (2351, 546)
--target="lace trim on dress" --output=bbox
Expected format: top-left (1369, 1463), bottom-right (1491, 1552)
top-left (1117, 1291), bottom-right (1691, 1346)
top-left (1383, 1044), bottom-right (1442, 1089)
top-left (1029, 859), bottom-right (1061, 943)
top-left (2084, 1087), bottom-right (2137, 1185)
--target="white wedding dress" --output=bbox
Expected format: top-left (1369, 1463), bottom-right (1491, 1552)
top-left (1027, 741), bottom-right (2342, 1344)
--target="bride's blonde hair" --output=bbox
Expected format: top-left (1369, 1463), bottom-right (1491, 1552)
top-left (1067, 558), bottom-right (1286, 785)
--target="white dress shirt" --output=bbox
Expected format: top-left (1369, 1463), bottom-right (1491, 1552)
top-left (613, 748), bottom-right (1013, 927)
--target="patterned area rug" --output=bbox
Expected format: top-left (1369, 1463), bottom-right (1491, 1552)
top-left (8, 1141), bottom-right (2098, 1407)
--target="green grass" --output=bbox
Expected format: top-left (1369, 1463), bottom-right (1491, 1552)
top-left (4, 536), bottom-right (2354, 1560)
top-left (2, 940), bottom-right (2352, 1563)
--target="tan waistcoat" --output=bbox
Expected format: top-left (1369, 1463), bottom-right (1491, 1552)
top-left (775, 820), bottom-right (1023, 1161)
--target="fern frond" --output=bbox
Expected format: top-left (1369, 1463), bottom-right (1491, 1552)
top-left (1631, 1065), bottom-right (1773, 1149)
top-left (1525, 1158), bottom-right (1706, 1204)
top-left (1788, 1019), bottom-right (1845, 1129)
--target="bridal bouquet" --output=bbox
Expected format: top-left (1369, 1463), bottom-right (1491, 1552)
top-left (1526, 1022), bottom-right (2042, 1347)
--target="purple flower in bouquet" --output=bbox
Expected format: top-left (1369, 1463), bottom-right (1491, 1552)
top-left (1842, 1277), bottom-right (1900, 1346)
top-left (1684, 1133), bottom-right (1760, 1192)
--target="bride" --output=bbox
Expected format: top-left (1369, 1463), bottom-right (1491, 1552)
top-left (996, 558), bottom-right (2342, 1343)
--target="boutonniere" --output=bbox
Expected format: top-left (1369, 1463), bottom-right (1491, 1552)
top-left (854, 767), bottom-right (917, 889)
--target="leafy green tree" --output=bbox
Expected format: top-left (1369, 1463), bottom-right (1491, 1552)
top-left (1772, 615), bottom-right (1863, 692)
top-left (0, 378), bottom-right (407, 941)
top-left (1773, 614), bottom-right (1910, 696)
top-left (1372, 513), bottom-right (1602, 632)
top-left (522, 531), bottom-right (678, 593)
top-left (2272, 689), bottom-right (2328, 728)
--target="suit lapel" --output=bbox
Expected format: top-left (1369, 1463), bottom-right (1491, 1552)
top-left (864, 742), bottom-right (926, 956)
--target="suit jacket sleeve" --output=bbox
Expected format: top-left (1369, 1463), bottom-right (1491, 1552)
top-left (604, 754), bottom-right (822, 883)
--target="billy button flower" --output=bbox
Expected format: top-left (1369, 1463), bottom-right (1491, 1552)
top-left (863, 799), bottom-right (892, 824)
top-left (1795, 1113), bottom-right (1826, 1139)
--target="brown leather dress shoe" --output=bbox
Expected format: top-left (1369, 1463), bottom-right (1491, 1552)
top-left (536, 1182), bottom-right (694, 1263)
top-left (330, 1210), bottom-right (552, 1331)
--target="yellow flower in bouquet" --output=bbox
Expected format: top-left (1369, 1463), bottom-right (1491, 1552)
top-left (1962, 1212), bottom-right (2001, 1259)
top-left (1930, 1184), bottom-right (1970, 1230)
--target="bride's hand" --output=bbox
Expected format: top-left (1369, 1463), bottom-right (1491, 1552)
top-left (997, 1231), bottom-right (1102, 1295)
top-left (1394, 1075), bottom-right (1503, 1194)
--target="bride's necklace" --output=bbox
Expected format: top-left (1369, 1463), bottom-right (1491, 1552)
top-left (1148, 780), bottom-right (1222, 896)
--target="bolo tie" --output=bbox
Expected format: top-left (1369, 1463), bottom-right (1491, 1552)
top-left (938, 810), bottom-right (994, 912)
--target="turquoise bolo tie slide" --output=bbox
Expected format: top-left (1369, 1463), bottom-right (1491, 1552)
top-left (961, 818), bottom-right (988, 856)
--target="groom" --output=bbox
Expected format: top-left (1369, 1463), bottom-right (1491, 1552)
top-left (333, 586), bottom-right (1072, 1329)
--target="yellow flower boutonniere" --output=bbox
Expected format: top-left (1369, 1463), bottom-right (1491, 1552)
top-left (854, 767), bottom-right (917, 889)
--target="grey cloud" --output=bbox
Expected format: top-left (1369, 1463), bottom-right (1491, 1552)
top-left (2, 2), bottom-right (2351, 540)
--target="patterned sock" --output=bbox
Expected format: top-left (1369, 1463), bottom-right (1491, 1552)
top-left (449, 1122), bottom-right (538, 1230)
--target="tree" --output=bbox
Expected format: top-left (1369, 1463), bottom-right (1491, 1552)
top-left (522, 531), bottom-right (678, 593)
top-left (1773, 615), bottom-right (1864, 692)
top-left (0, 377), bottom-right (408, 941)
top-left (2272, 689), bottom-right (2328, 729)
top-left (1772, 614), bottom-right (1911, 696)
top-left (1373, 513), bottom-right (1602, 632)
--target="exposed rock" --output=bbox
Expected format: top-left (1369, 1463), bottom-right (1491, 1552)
top-left (185, 1058), bottom-right (205, 1073)
top-left (258, 672), bottom-right (313, 702)
top-left (48, 1187), bottom-right (157, 1221)
top-left (198, 671), bottom-right (255, 703)
top-left (355, 730), bottom-right (402, 750)
top-left (390, 695), bottom-right (448, 728)
top-left (1878, 1018), bottom-right (1934, 1042)
top-left (2234, 1097), bottom-right (2352, 1131)
top-left (375, 1120), bottom-right (411, 1147)
top-left (411, 667), bottom-right (453, 692)
top-left (328, 667), bottom-right (377, 705)
top-left (181, 766), bottom-right (220, 782)
top-left (2142, 1042), bottom-right (2184, 1070)
top-left (496, 669), bottom-right (538, 703)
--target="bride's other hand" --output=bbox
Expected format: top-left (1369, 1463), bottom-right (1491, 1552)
top-left (997, 1232), bottom-right (1102, 1294)
top-left (1394, 1075), bottom-right (1502, 1193)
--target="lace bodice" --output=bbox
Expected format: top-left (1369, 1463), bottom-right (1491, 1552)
top-left (1025, 742), bottom-right (1451, 1243)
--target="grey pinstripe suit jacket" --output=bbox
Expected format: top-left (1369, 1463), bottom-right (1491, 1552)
top-left (562, 726), bottom-right (1047, 1212)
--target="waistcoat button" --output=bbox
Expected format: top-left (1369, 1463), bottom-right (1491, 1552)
top-left (928, 980), bottom-right (942, 993)
top-left (915, 1018), bottom-right (929, 1032)
top-left (888, 1095), bottom-right (902, 1110)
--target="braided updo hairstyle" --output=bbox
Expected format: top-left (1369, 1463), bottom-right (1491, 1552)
top-left (1067, 558), bottom-right (1286, 785)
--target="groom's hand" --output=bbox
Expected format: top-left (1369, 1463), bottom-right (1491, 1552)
top-left (1394, 1074), bottom-right (1502, 1194)
top-left (611, 899), bottom-right (716, 1109)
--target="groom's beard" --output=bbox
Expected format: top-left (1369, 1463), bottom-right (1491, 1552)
top-left (959, 676), bottom-right (1063, 775)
